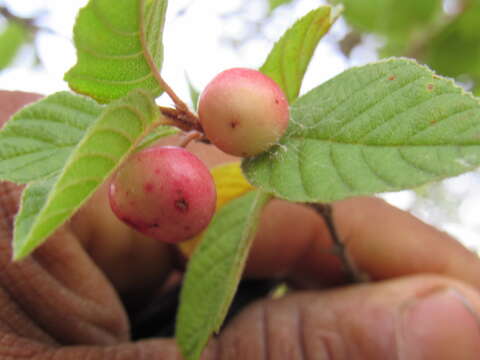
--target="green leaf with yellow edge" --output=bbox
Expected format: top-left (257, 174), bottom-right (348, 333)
top-left (0, 92), bottom-right (102, 184)
top-left (176, 190), bottom-right (271, 360)
top-left (179, 162), bottom-right (255, 257)
top-left (64, 0), bottom-right (167, 103)
top-left (244, 58), bottom-right (480, 202)
top-left (13, 89), bottom-right (159, 260)
top-left (0, 21), bottom-right (28, 70)
top-left (260, 5), bottom-right (341, 103)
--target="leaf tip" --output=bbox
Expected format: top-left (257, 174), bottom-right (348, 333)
top-left (12, 246), bottom-right (29, 262)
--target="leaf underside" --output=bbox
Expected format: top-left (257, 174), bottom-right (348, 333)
top-left (176, 190), bottom-right (271, 360)
top-left (243, 58), bottom-right (480, 202)
top-left (0, 92), bottom-right (102, 184)
top-left (64, 0), bottom-right (167, 103)
top-left (13, 89), bottom-right (158, 260)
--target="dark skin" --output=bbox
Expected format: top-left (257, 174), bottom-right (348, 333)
top-left (1, 90), bottom-right (480, 359)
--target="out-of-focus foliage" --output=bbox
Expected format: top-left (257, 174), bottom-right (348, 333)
top-left (330, 0), bottom-right (480, 93)
top-left (0, 20), bottom-right (28, 70)
top-left (329, 0), bottom-right (442, 54)
top-left (425, 1), bottom-right (480, 87)
top-left (269, 0), bottom-right (294, 13)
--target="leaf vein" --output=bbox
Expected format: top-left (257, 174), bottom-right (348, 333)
top-left (91, 0), bottom-right (139, 37)
top-left (359, 147), bottom-right (394, 187)
top-left (66, 71), bottom-right (156, 86)
top-left (330, 75), bottom-right (426, 140)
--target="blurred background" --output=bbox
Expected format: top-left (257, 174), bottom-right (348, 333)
top-left (0, 0), bottom-right (479, 252)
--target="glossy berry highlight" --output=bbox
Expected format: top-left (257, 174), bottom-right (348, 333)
top-left (109, 146), bottom-right (216, 243)
top-left (198, 68), bottom-right (289, 157)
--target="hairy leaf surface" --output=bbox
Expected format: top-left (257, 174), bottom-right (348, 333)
top-left (0, 92), bottom-right (102, 183)
top-left (13, 90), bottom-right (158, 260)
top-left (65, 0), bottom-right (167, 102)
top-left (244, 59), bottom-right (480, 202)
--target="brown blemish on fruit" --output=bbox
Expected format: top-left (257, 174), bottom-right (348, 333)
top-left (175, 198), bottom-right (189, 213)
top-left (388, 75), bottom-right (396, 81)
top-left (275, 99), bottom-right (280, 104)
top-left (230, 120), bottom-right (239, 129)
top-left (144, 183), bottom-right (154, 192)
top-left (427, 83), bottom-right (434, 91)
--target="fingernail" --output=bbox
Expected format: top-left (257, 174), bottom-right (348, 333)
top-left (399, 288), bottom-right (480, 360)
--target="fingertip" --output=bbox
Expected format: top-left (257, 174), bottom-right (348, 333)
top-left (334, 196), bottom-right (480, 289)
top-left (245, 200), bottom-right (344, 287)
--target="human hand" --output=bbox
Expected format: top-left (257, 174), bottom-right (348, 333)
top-left (1, 91), bottom-right (480, 360)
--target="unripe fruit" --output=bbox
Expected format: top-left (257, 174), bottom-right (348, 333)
top-left (198, 68), bottom-right (289, 157)
top-left (108, 146), bottom-right (216, 243)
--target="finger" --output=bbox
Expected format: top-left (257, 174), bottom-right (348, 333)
top-left (0, 91), bottom-right (132, 344)
top-left (245, 197), bottom-right (480, 290)
top-left (0, 90), bottom-right (175, 302)
top-left (334, 196), bottom-right (480, 287)
top-left (216, 275), bottom-right (480, 360)
top-left (0, 181), bottom-right (129, 345)
top-left (5, 274), bottom-right (480, 360)
top-left (0, 335), bottom-right (186, 360)
top-left (70, 182), bottom-right (175, 303)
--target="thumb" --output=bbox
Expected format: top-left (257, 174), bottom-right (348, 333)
top-left (215, 275), bottom-right (480, 360)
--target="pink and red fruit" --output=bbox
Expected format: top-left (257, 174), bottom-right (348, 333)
top-left (198, 68), bottom-right (289, 157)
top-left (109, 146), bottom-right (216, 243)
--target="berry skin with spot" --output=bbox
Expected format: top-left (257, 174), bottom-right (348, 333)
top-left (198, 68), bottom-right (289, 157)
top-left (108, 146), bottom-right (216, 243)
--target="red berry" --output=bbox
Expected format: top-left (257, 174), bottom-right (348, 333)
top-left (198, 68), bottom-right (289, 157)
top-left (109, 146), bottom-right (216, 243)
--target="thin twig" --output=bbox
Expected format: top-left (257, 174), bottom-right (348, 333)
top-left (178, 130), bottom-right (203, 148)
top-left (308, 203), bottom-right (369, 283)
top-left (138, 0), bottom-right (200, 130)
top-left (159, 106), bottom-right (203, 132)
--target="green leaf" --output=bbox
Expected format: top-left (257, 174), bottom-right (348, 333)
top-left (268, 0), bottom-right (293, 13)
top-left (260, 6), bottom-right (341, 103)
top-left (176, 190), bottom-right (272, 360)
top-left (243, 58), bottom-right (480, 202)
top-left (136, 124), bottom-right (180, 150)
top-left (0, 21), bottom-right (27, 70)
top-left (64, 0), bottom-right (168, 103)
top-left (186, 74), bottom-right (200, 111)
top-left (0, 92), bottom-right (102, 184)
top-left (13, 89), bottom-right (158, 260)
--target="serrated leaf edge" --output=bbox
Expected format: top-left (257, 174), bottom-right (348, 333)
top-left (12, 89), bottom-right (156, 260)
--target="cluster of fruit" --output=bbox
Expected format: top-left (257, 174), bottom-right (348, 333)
top-left (109, 68), bottom-right (289, 243)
